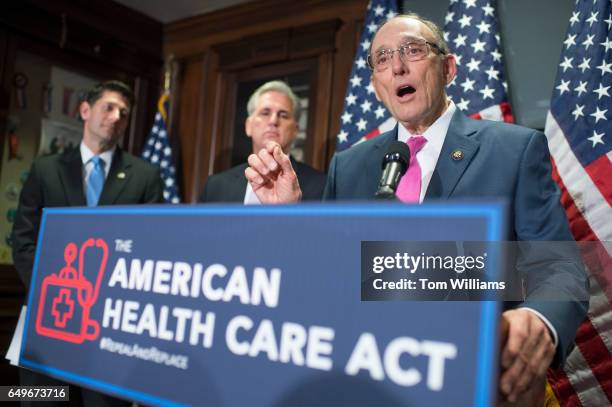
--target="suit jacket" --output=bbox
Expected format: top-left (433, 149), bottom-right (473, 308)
top-left (324, 110), bottom-right (588, 366)
top-left (200, 158), bottom-right (326, 202)
top-left (12, 147), bottom-right (164, 288)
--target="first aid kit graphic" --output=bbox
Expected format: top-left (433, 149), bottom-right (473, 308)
top-left (35, 238), bottom-right (108, 344)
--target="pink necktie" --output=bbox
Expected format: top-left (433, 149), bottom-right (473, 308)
top-left (396, 136), bottom-right (428, 203)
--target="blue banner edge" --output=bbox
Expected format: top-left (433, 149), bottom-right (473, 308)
top-left (19, 202), bottom-right (505, 406)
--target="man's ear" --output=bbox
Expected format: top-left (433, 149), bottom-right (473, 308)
top-left (371, 74), bottom-right (383, 102)
top-left (245, 116), bottom-right (253, 139)
top-left (288, 119), bottom-right (299, 142)
top-left (79, 101), bottom-right (91, 121)
top-left (443, 54), bottom-right (457, 86)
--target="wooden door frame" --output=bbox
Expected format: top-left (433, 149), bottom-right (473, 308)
top-left (212, 57), bottom-right (326, 173)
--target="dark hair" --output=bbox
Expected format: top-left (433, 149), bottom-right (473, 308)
top-left (85, 80), bottom-right (134, 107)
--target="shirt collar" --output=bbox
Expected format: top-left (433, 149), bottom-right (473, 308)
top-left (80, 142), bottom-right (115, 168)
top-left (397, 101), bottom-right (456, 142)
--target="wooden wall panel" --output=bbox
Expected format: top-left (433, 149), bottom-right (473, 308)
top-left (312, 52), bottom-right (334, 170)
top-left (327, 19), bottom-right (364, 164)
top-left (165, 0), bottom-right (369, 202)
top-left (165, 0), bottom-right (368, 57)
top-left (175, 54), bottom-right (225, 203)
top-left (176, 57), bottom-right (205, 203)
top-left (2, 0), bottom-right (162, 80)
top-left (0, 28), bottom-right (13, 175)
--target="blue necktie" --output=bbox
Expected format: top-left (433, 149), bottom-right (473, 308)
top-left (86, 156), bottom-right (105, 206)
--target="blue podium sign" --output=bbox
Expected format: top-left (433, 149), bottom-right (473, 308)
top-left (21, 203), bottom-right (505, 407)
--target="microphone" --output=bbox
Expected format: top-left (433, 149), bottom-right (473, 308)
top-left (375, 141), bottom-right (410, 200)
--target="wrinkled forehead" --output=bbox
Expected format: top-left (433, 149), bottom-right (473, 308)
top-left (371, 17), bottom-right (435, 52)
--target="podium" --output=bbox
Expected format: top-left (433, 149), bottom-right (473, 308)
top-left (20, 202), bottom-right (505, 406)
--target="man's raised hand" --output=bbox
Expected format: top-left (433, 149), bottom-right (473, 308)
top-left (244, 141), bottom-right (302, 204)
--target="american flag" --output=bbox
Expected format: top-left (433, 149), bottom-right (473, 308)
top-left (142, 94), bottom-right (181, 204)
top-left (444, 0), bottom-right (513, 122)
top-left (544, 0), bottom-right (612, 405)
top-left (336, 0), bottom-right (398, 151)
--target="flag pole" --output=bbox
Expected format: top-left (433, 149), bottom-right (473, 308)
top-left (159, 54), bottom-right (174, 123)
top-left (163, 54), bottom-right (174, 94)
top-left (141, 53), bottom-right (181, 203)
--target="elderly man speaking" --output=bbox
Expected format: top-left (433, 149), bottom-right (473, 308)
top-left (244, 14), bottom-right (588, 405)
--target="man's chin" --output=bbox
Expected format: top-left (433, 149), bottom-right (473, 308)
top-left (99, 135), bottom-right (121, 150)
top-left (393, 110), bottom-right (421, 124)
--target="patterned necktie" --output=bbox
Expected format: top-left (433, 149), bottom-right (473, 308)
top-left (86, 156), bottom-right (105, 207)
top-left (396, 136), bottom-right (428, 203)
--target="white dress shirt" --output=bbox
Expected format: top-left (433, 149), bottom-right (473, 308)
top-left (244, 183), bottom-right (262, 205)
top-left (396, 102), bottom-right (456, 203)
top-left (80, 142), bottom-right (115, 189)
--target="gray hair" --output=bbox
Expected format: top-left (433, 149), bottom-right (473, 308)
top-left (369, 13), bottom-right (450, 57)
top-left (247, 80), bottom-right (301, 122)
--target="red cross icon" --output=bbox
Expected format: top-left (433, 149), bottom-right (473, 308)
top-left (51, 288), bottom-right (75, 328)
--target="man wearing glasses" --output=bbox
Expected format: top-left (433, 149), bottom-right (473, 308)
top-left (244, 14), bottom-right (587, 405)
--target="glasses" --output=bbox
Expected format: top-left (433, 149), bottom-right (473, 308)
top-left (367, 41), bottom-right (446, 71)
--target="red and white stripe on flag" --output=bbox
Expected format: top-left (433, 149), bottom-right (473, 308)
top-left (335, 0), bottom-right (399, 151)
top-left (544, 0), bottom-right (612, 405)
top-left (444, 0), bottom-right (514, 123)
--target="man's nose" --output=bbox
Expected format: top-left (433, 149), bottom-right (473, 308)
top-left (269, 112), bottom-right (280, 125)
top-left (391, 50), bottom-right (408, 75)
top-left (109, 108), bottom-right (121, 121)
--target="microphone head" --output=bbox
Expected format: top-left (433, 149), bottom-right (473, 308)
top-left (382, 141), bottom-right (410, 172)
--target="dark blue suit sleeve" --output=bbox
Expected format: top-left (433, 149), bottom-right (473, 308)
top-left (514, 131), bottom-right (589, 367)
top-left (12, 161), bottom-right (43, 288)
top-left (322, 154), bottom-right (338, 201)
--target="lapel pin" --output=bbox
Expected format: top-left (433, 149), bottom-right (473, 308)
top-left (117, 172), bottom-right (126, 179)
top-left (451, 150), bottom-right (464, 161)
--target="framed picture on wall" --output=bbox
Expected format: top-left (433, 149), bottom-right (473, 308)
top-left (38, 119), bottom-right (82, 156)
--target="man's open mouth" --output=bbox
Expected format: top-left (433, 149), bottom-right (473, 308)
top-left (397, 85), bottom-right (416, 97)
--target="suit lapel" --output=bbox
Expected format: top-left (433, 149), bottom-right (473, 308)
top-left (58, 148), bottom-right (86, 206)
top-left (367, 126), bottom-right (398, 188)
top-left (99, 149), bottom-right (131, 205)
top-left (290, 157), bottom-right (302, 178)
top-left (229, 164), bottom-right (249, 202)
top-left (425, 111), bottom-right (480, 200)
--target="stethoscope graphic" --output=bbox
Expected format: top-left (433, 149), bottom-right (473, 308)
top-left (36, 238), bottom-right (108, 344)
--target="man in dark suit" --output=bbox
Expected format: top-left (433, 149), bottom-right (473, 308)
top-left (199, 80), bottom-right (325, 203)
top-left (12, 80), bottom-right (163, 406)
top-left (244, 14), bottom-right (588, 405)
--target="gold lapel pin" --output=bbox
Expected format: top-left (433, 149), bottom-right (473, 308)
top-left (117, 172), bottom-right (126, 179)
top-left (451, 150), bottom-right (464, 161)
